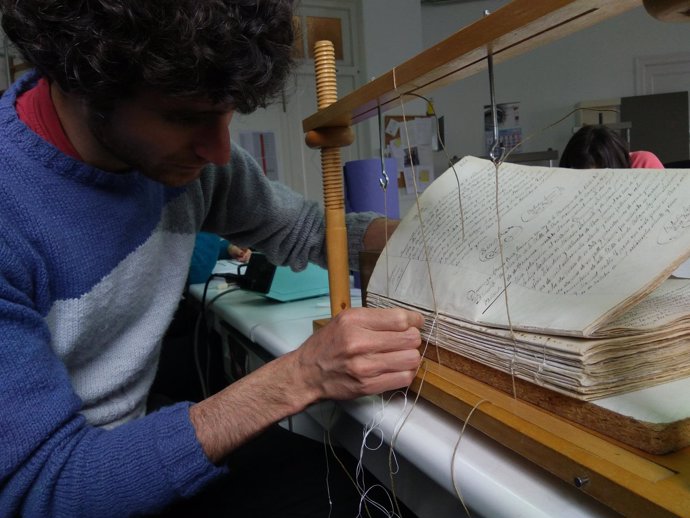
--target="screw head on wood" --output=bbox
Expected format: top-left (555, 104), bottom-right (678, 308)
top-left (574, 476), bottom-right (590, 488)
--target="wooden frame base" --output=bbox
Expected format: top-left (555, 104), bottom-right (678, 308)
top-left (424, 345), bottom-right (690, 455)
top-left (412, 358), bottom-right (690, 517)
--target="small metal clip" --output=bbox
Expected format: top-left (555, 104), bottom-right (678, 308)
top-left (379, 169), bottom-right (390, 191)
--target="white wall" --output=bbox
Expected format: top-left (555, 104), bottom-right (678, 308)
top-left (356, 0), bottom-right (425, 158)
top-left (358, 0), bottom-right (424, 81)
top-left (419, 2), bottom-right (690, 161)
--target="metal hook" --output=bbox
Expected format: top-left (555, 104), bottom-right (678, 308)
top-left (379, 169), bottom-right (390, 191)
top-left (485, 10), bottom-right (505, 165)
top-left (377, 104), bottom-right (390, 191)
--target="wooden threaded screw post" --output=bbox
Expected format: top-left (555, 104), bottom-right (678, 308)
top-left (313, 40), bottom-right (350, 316)
top-left (643, 0), bottom-right (690, 21)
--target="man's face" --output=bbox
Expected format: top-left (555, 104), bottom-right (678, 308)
top-left (87, 91), bottom-right (235, 187)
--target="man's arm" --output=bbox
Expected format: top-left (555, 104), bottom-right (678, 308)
top-left (189, 306), bottom-right (423, 463)
top-left (201, 146), bottom-right (397, 273)
top-left (362, 217), bottom-right (399, 251)
top-left (195, 145), bottom-right (421, 462)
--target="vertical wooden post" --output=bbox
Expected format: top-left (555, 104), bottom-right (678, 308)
top-left (311, 40), bottom-right (351, 317)
top-left (643, 0), bottom-right (690, 21)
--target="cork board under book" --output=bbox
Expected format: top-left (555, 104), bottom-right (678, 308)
top-left (421, 343), bottom-right (690, 455)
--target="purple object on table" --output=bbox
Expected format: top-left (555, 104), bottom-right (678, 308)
top-left (344, 158), bottom-right (400, 288)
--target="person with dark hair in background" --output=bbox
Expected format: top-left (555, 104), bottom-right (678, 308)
top-left (559, 124), bottom-right (632, 169)
top-left (559, 124), bottom-right (665, 170)
top-left (0, 2), bottom-right (423, 517)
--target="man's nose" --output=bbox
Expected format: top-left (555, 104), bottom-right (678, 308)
top-left (193, 114), bottom-right (233, 166)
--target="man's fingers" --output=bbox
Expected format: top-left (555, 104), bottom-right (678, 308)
top-left (337, 307), bottom-right (425, 332)
top-left (350, 348), bottom-right (422, 378)
top-left (345, 369), bottom-right (420, 398)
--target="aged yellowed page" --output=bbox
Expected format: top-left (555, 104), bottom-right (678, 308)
top-left (368, 278), bottom-right (690, 399)
top-left (368, 156), bottom-right (690, 337)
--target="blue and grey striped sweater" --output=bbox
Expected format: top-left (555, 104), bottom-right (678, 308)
top-left (0, 71), bottom-right (376, 517)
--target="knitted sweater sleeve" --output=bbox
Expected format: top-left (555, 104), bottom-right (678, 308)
top-left (0, 233), bottom-right (225, 518)
top-left (197, 146), bottom-right (379, 272)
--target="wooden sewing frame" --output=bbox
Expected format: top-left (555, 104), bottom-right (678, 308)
top-left (304, 1), bottom-right (690, 515)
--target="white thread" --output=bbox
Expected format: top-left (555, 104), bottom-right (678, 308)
top-left (489, 157), bottom-right (520, 399)
top-left (323, 431), bottom-right (334, 518)
top-left (491, 105), bottom-right (618, 398)
top-left (406, 92), bottom-right (466, 241)
top-left (398, 95), bottom-right (439, 314)
top-left (376, 103), bottom-right (392, 299)
top-left (357, 102), bottom-right (622, 515)
top-left (387, 312), bottom-right (439, 517)
top-left (322, 72), bottom-right (618, 518)
top-left (450, 399), bottom-right (489, 517)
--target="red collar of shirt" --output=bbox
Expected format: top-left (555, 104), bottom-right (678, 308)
top-left (16, 77), bottom-right (82, 160)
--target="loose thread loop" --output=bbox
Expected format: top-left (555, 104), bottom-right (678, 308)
top-left (398, 92), bottom-right (439, 316)
top-left (451, 399), bottom-right (489, 518)
top-left (490, 158), bottom-right (520, 399)
top-left (355, 83), bottom-right (619, 517)
top-left (488, 106), bottom-right (622, 400)
top-left (404, 92), bottom-right (466, 242)
top-left (376, 103), bottom-right (392, 299)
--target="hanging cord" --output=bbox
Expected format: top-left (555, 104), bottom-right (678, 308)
top-left (395, 75), bottom-right (439, 318)
top-left (387, 312), bottom-right (439, 518)
top-left (377, 103), bottom-right (392, 299)
top-left (403, 92), bottom-right (466, 241)
top-left (504, 107), bottom-right (621, 160)
top-left (490, 106), bottom-right (622, 396)
top-left (316, 396), bottom-right (377, 518)
top-left (194, 275), bottom-right (240, 399)
top-left (353, 72), bottom-right (469, 514)
top-left (481, 34), bottom-right (523, 397)
top-left (487, 157), bottom-right (520, 398)
top-left (451, 399), bottom-right (489, 517)
top-left (350, 60), bottom-right (622, 512)
top-left (340, 91), bottom-right (449, 518)
top-left (353, 68), bottom-right (448, 515)
top-left (323, 426), bottom-right (377, 518)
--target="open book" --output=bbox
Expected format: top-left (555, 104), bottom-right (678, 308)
top-left (367, 156), bottom-right (690, 399)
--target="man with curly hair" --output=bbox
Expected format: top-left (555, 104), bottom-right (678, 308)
top-left (0, 1), bottom-right (423, 517)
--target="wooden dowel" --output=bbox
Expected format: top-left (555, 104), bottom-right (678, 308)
top-left (643, 0), bottom-right (690, 21)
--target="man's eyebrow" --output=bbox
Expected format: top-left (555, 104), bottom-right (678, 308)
top-left (157, 98), bottom-right (236, 114)
top-left (170, 108), bottom-right (230, 115)
top-left (160, 106), bottom-right (235, 118)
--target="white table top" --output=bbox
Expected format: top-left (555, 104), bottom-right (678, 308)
top-left (189, 283), bottom-right (619, 517)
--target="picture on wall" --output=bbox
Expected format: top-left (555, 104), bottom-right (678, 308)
top-left (484, 101), bottom-right (522, 154)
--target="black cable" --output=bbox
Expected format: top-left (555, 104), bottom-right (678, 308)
top-left (195, 274), bottom-right (240, 399)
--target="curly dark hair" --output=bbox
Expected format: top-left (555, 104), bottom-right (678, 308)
top-left (0, 0), bottom-right (295, 113)
top-left (559, 125), bottom-right (631, 169)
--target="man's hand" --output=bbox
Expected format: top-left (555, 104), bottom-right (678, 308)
top-left (289, 307), bottom-right (424, 401)
top-left (189, 306), bottom-right (424, 463)
top-left (228, 244), bottom-right (252, 262)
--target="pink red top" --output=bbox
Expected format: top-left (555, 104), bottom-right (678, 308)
top-left (630, 150), bottom-right (664, 169)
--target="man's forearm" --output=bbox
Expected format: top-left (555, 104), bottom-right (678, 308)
top-left (188, 306), bottom-right (423, 464)
top-left (362, 217), bottom-right (399, 251)
top-left (189, 351), bottom-right (313, 464)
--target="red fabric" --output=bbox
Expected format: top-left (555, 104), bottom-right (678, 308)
top-left (15, 77), bottom-right (81, 159)
top-left (630, 150), bottom-right (664, 169)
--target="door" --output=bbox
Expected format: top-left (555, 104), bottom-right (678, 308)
top-left (232, 0), bottom-right (363, 205)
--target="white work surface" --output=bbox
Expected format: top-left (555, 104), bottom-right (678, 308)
top-left (188, 283), bottom-right (619, 518)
